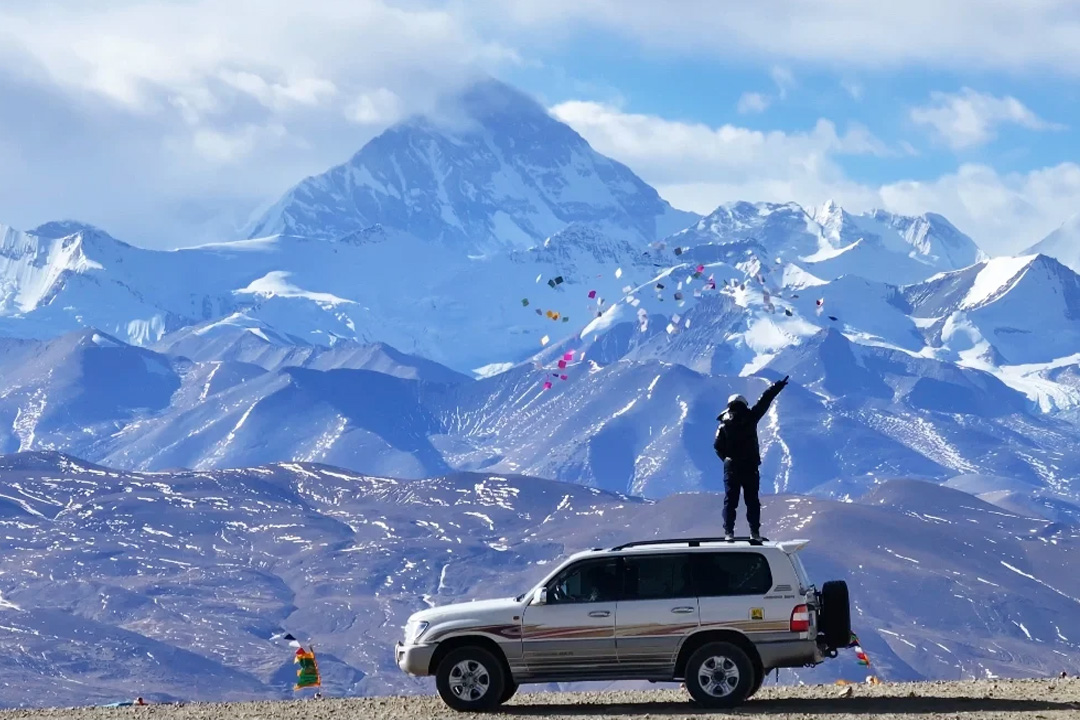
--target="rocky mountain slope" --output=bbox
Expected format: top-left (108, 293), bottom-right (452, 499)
top-left (0, 453), bottom-right (1076, 707)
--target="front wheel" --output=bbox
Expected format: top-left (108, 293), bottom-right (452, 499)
top-left (435, 646), bottom-right (507, 712)
top-left (684, 641), bottom-right (755, 709)
top-left (501, 680), bottom-right (519, 704)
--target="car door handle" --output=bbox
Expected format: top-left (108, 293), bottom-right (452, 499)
top-left (671, 606), bottom-right (695, 614)
top-left (588, 610), bottom-right (611, 618)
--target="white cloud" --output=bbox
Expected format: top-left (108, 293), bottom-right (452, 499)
top-left (841, 79), bottom-right (863, 100)
top-left (770, 66), bottom-right (796, 98)
top-left (217, 72), bottom-right (338, 112)
top-left (552, 100), bottom-right (1079, 256)
top-left (345, 89), bottom-right (404, 126)
top-left (480, 0), bottom-right (1080, 74)
top-left (552, 100), bottom-right (890, 186)
top-left (0, 0), bottom-right (520, 246)
top-left (880, 163), bottom-right (1080, 253)
top-left (737, 92), bottom-right (770, 114)
top-left (188, 124), bottom-right (289, 164)
top-left (910, 88), bottom-right (1066, 149)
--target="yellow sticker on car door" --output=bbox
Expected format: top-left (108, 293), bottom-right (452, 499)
top-left (750, 608), bottom-right (764, 620)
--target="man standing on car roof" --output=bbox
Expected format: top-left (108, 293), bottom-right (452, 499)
top-left (714, 376), bottom-right (789, 542)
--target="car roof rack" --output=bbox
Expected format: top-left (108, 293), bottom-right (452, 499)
top-left (610, 536), bottom-right (769, 551)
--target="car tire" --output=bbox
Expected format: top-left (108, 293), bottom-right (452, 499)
top-left (435, 646), bottom-right (506, 712)
top-left (747, 666), bottom-right (765, 699)
top-left (684, 641), bottom-right (755, 709)
top-left (500, 680), bottom-right (519, 704)
top-left (820, 580), bottom-right (852, 650)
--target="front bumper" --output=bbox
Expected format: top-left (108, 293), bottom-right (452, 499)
top-left (396, 642), bottom-right (437, 676)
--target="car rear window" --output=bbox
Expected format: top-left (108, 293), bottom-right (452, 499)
top-left (621, 553), bottom-right (695, 600)
top-left (694, 552), bottom-right (773, 596)
top-left (789, 552), bottom-right (812, 590)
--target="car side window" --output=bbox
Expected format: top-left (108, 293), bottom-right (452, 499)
top-left (621, 553), bottom-right (695, 601)
top-left (547, 558), bottom-right (619, 604)
top-left (695, 552), bottom-right (773, 596)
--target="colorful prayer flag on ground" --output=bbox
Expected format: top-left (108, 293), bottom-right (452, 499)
top-left (294, 647), bottom-right (321, 690)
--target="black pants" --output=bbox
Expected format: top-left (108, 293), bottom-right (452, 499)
top-left (723, 466), bottom-right (761, 534)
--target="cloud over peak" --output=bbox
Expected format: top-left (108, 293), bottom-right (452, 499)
top-left (911, 88), bottom-right (1066, 149)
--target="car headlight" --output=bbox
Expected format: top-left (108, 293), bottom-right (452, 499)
top-left (404, 620), bottom-right (429, 645)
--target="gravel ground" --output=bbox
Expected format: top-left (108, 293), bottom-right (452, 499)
top-left (3, 679), bottom-right (1079, 720)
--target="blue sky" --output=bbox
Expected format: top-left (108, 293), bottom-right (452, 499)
top-left (0, 0), bottom-right (1078, 255)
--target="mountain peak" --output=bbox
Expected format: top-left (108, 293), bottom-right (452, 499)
top-left (31, 220), bottom-right (106, 240)
top-left (1028, 212), bottom-right (1080, 274)
top-left (457, 77), bottom-right (548, 124)
top-left (245, 79), bottom-right (697, 247)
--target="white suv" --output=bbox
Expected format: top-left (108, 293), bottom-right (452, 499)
top-left (396, 536), bottom-right (851, 712)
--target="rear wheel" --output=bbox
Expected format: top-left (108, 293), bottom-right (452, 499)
top-left (500, 680), bottom-right (519, 704)
top-left (684, 641), bottom-right (754, 709)
top-left (819, 580), bottom-right (852, 650)
top-left (747, 666), bottom-right (765, 699)
top-left (435, 646), bottom-right (506, 712)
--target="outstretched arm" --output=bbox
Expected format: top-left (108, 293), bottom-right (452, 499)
top-left (750, 376), bottom-right (789, 422)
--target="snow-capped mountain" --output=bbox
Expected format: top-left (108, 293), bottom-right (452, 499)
top-left (1027, 212), bottom-right (1080, 274)
top-left (906, 254), bottom-right (1080, 364)
top-left (0, 452), bottom-right (1077, 707)
top-left (0, 221), bottom-right (667, 370)
top-left (245, 79), bottom-right (697, 248)
top-left (669, 200), bottom-right (985, 285)
top-left (2, 325), bottom-right (1078, 500)
top-left (151, 316), bottom-right (470, 382)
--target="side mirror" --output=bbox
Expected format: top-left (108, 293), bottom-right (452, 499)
top-left (532, 587), bottom-right (548, 606)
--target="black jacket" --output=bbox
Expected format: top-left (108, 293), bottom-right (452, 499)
top-left (714, 380), bottom-right (786, 469)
